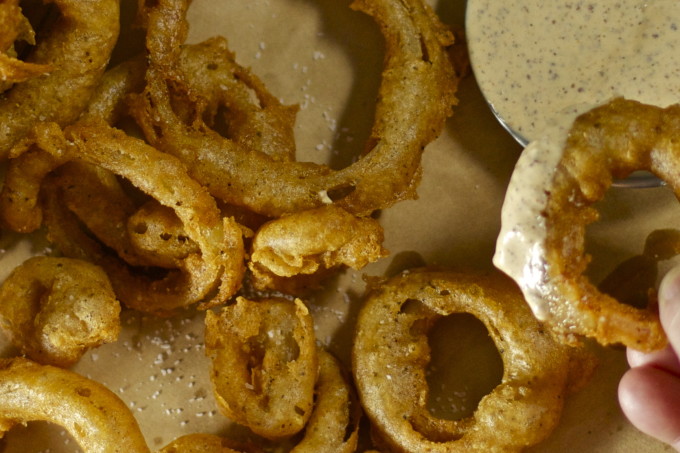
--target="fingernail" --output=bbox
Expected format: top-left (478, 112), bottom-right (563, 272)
top-left (659, 266), bottom-right (680, 333)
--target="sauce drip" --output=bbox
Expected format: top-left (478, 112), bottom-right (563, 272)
top-left (492, 120), bottom-right (568, 321)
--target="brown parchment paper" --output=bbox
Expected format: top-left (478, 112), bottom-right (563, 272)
top-left (0, 0), bottom-right (677, 451)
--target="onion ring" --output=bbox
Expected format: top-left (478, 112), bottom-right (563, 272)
top-left (205, 296), bottom-right (318, 439)
top-left (0, 256), bottom-right (120, 367)
top-left (49, 172), bottom-right (202, 271)
top-left (0, 0), bottom-right (120, 160)
top-left (1, 121), bottom-right (245, 314)
top-left (0, 0), bottom-right (51, 87)
top-left (177, 37), bottom-right (299, 164)
top-left (161, 349), bottom-right (359, 453)
top-left (158, 434), bottom-right (253, 453)
top-left (130, 0), bottom-right (459, 217)
top-left (494, 97), bottom-right (672, 351)
top-left (0, 357), bottom-right (150, 452)
top-left (49, 162), bottom-right (147, 266)
top-left (353, 269), bottom-right (580, 452)
top-left (43, 164), bottom-right (208, 272)
top-left (127, 200), bottom-right (201, 269)
top-left (81, 35), bottom-right (298, 163)
top-left (248, 205), bottom-right (387, 294)
top-left (290, 348), bottom-right (360, 453)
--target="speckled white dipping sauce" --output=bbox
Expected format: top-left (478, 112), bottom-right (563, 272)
top-left (492, 117), bottom-right (572, 321)
top-left (466, 0), bottom-right (680, 144)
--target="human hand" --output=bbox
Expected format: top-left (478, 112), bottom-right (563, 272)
top-left (619, 266), bottom-right (680, 451)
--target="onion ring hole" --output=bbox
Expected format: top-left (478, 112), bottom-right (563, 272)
top-left (425, 312), bottom-right (503, 421)
top-left (1, 421), bottom-right (81, 452)
top-left (585, 186), bottom-right (680, 310)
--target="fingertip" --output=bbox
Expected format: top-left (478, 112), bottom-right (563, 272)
top-left (659, 266), bottom-right (680, 352)
top-left (619, 366), bottom-right (680, 449)
top-left (659, 265), bottom-right (680, 305)
top-left (627, 345), bottom-right (680, 376)
top-left (627, 347), bottom-right (651, 368)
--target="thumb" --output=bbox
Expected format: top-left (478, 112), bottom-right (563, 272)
top-left (658, 265), bottom-right (680, 353)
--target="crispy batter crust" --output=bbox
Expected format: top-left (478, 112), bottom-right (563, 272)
top-left (0, 256), bottom-right (120, 367)
top-left (543, 98), bottom-right (673, 350)
top-left (248, 205), bottom-right (387, 294)
top-left (205, 297), bottom-right (318, 439)
top-left (1, 121), bottom-right (245, 314)
top-left (130, 0), bottom-right (459, 217)
top-left (353, 269), bottom-right (580, 452)
top-left (0, 357), bottom-right (150, 452)
top-left (0, 0), bottom-right (120, 159)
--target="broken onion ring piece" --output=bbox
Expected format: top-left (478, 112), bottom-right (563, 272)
top-left (248, 205), bottom-right (387, 293)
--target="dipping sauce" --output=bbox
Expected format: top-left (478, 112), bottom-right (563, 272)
top-left (466, 0), bottom-right (680, 145)
top-left (492, 119), bottom-right (569, 321)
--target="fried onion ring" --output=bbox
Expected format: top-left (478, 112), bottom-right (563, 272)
top-left (158, 434), bottom-right (252, 453)
top-left (494, 97), bottom-right (672, 351)
top-left (289, 348), bottom-right (360, 453)
top-left (78, 35), bottom-right (299, 166)
top-left (161, 350), bottom-right (359, 453)
top-left (0, 0), bottom-right (120, 160)
top-left (248, 205), bottom-right (387, 293)
top-left (0, 256), bottom-right (120, 367)
top-left (0, 0), bottom-right (51, 87)
top-left (1, 121), bottom-right (245, 314)
top-left (0, 357), bottom-right (150, 452)
top-left (353, 269), bottom-right (579, 452)
top-left (49, 162), bottom-right (146, 266)
top-left (205, 296), bottom-right (318, 439)
top-left (130, 0), bottom-right (458, 217)
top-left (177, 37), bottom-right (299, 164)
top-left (127, 200), bottom-right (201, 269)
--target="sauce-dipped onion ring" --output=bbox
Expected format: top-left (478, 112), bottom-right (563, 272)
top-left (353, 269), bottom-right (580, 453)
top-left (495, 98), bottom-right (672, 351)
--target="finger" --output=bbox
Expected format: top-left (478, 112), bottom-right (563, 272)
top-left (659, 266), bottom-right (680, 354)
top-left (627, 345), bottom-right (680, 376)
top-left (619, 366), bottom-right (680, 451)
